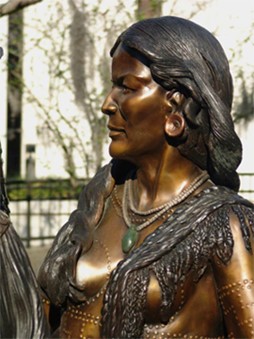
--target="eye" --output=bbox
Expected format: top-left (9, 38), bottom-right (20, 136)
top-left (111, 79), bottom-right (135, 94)
top-left (121, 84), bottom-right (132, 94)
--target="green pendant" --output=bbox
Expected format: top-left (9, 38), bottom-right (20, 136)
top-left (122, 226), bottom-right (139, 253)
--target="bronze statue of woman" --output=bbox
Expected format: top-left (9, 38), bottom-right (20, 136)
top-left (38, 17), bottom-right (254, 338)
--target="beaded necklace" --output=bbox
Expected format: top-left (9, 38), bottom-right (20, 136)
top-left (121, 172), bottom-right (209, 253)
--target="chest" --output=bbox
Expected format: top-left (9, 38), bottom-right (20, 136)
top-left (74, 198), bottom-right (220, 325)
top-left (75, 196), bottom-right (164, 297)
top-left (59, 196), bottom-right (226, 338)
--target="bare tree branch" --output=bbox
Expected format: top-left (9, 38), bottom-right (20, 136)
top-left (0, 0), bottom-right (42, 17)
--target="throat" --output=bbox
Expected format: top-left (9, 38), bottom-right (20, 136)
top-left (118, 170), bottom-right (209, 253)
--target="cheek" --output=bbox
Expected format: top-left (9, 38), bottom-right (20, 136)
top-left (121, 94), bottom-right (167, 124)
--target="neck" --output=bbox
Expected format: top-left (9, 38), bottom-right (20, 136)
top-left (130, 148), bottom-right (204, 211)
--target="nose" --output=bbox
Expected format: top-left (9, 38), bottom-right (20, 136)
top-left (101, 92), bottom-right (118, 116)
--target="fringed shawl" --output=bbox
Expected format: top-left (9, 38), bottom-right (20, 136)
top-left (101, 186), bottom-right (254, 338)
top-left (38, 163), bottom-right (254, 338)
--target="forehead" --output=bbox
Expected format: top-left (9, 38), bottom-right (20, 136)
top-left (111, 44), bottom-right (152, 82)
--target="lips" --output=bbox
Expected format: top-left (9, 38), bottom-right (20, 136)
top-left (107, 125), bottom-right (125, 137)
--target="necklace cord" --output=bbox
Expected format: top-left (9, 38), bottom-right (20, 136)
top-left (123, 172), bottom-right (209, 231)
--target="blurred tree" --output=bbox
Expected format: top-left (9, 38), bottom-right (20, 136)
top-left (1, 1), bottom-right (134, 183)
top-left (137, 0), bottom-right (163, 18)
top-left (6, 11), bottom-right (23, 178)
top-left (18, 1), bottom-right (135, 183)
top-left (0, 0), bottom-right (42, 16)
top-left (229, 20), bottom-right (254, 124)
top-left (233, 72), bottom-right (254, 124)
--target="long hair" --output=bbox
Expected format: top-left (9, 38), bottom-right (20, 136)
top-left (111, 16), bottom-right (242, 191)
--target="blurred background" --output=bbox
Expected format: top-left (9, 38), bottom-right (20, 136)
top-left (0, 0), bottom-right (253, 268)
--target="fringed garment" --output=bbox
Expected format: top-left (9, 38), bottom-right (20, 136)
top-left (38, 163), bottom-right (254, 338)
top-left (101, 185), bottom-right (254, 338)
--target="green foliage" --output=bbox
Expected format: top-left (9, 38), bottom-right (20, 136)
top-left (6, 179), bottom-right (88, 201)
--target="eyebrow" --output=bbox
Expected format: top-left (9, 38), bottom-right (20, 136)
top-left (111, 73), bottom-right (150, 85)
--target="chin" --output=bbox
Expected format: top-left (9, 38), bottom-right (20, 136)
top-left (109, 148), bottom-right (125, 159)
top-left (108, 140), bottom-right (140, 164)
top-left (109, 142), bottom-right (126, 159)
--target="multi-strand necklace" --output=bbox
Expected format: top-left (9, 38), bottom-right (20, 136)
top-left (121, 171), bottom-right (210, 253)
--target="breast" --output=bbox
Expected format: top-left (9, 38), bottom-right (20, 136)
top-left (75, 238), bottom-right (113, 297)
top-left (144, 265), bottom-right (224, 337)
top-left (144, 271), bottom-right (192, 324)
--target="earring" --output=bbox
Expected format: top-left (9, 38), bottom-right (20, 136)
top-left (165, 113), bottom-right (185, 137)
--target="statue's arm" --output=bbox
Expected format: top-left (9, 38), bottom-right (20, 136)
top-left (212, 209), bottom-right (254, 338)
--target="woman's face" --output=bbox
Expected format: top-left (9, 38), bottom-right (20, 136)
top-left (101, 44), bottom-right (170, 163)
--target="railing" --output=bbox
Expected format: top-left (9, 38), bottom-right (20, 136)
top-left (6, 178), bottom-right (89, 247)
top-left (6, 174), bottom-right (254, 248)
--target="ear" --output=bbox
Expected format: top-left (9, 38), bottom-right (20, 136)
top-left (166, 91), bottom-right (185, 109)
top-left (164, 91), bottom-right (186, 137)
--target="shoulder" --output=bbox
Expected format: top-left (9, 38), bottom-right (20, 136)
top-left (181, 185), bottom-right (254, 270)
top-left (205, 186), bottom-right (254, 261)
top-left (208, 187), bottom-right (254, 276)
